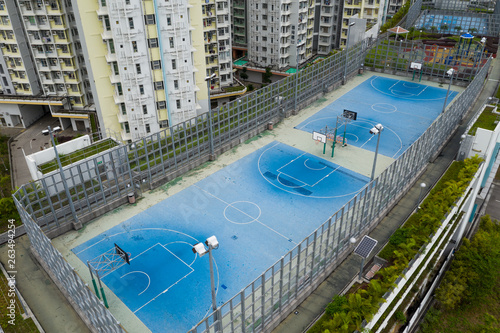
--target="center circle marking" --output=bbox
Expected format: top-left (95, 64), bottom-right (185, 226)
top-left (224, 201), bottom-right (261, 224)
top-left (371, 103), bottom-right (397, 113)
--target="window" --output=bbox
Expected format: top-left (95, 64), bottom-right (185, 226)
top-left (144, 14), bottom-right (156, 25)
top-left (124, 122), bottom-right (130, 133)
top-left (166, 15), bottom-right (172, 26)
top-left (142, 105), bottom-right (147, 114)
top-left (171, 59), bottom-right (176, 70)
top-left (148, 38), bottom-right (158, 48)
top-left (100, 0), bottom-right (106, 6)
top-left (116, 82), bottom-right (123, 95)
top-left (112, 62), bottom-right (119, 75)
top-left (154, 81), bottom-right (164, 90)
top-left (156, 101), bottom-right (166, 109)
top-left (174, 80), bottom-right (179, 89)
top-left (132, 41), bottom-right (138, 52)
top-left (151, 60), bottom-right (162, 70)
top-left (136, 63), bottom-right (141, 74)
top-left (108, 40), bottom-right (115, 54)
top-left (139, 85), bottom-right (144, 94)
top-left (176, 100), bottom-right (181, 109)
top-left (169, 37), bottom-right (174, 48)
top-left (121, 103), bottom-right (126, 115)
top-left (128, 17), bottom-right (134, 29)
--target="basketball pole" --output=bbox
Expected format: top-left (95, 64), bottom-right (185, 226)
top-left (95, 270), bottom-right (109, 308)
top-left (342, 118), bottom-right (348, 147)
top-left (87, 261), bottom-right (101, 300)
top-left (332, 119), bottom-right (339, 157)
top-left (323, 125), bottom-right (327, 154)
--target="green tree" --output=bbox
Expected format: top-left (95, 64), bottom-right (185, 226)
top-left (240, 67), bottom-right (248, 80)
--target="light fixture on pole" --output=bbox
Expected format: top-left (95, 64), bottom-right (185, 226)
top-left (417, 182), bottom-right (426, 212)
top-left (352, 235), bottom-right (378, 281)
top-left (205, 73), bottom-right (216, 158)
top-left (43, 126), bottom-right (79, 225)
top-left (442, 68), bottom-right (454, 114)
top-left (343, 22), bottom-right (356, 85)
top-left (294, 40), bottom-right (300, 112)
top-left (193, 236), bottom-right (220, 332)
top-left (369, 124), bottom-right (383, 181)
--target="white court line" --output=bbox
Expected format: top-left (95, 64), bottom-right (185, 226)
top-left (133, 270), bottom-right (194, 314)
top-left (304, 159), bottom-right (327, 171)
top-left (75, 228), bottom-right (199, 255)
top-left (277, 152), bottom-right (307, 172)
top-left (310, 166), bottom-right (340, 187)
top-left (370, 77), bottom-right (448, 101)
top-left (193, 184), bottom-right (297, 245)
top-left (277, 172), bottom-right (309, 187)
top-left (160, 243), bottom-right (194, 269)
top-left (163, 241), bottom-right (198, 266)
top-left (257, 142), bottom-right (365, 199)
top-left (121, 271), bottom-right (150, 296)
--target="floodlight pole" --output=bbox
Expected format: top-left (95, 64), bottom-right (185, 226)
top-left (343, 22), bottom-right (355, 85)
top-left (417, 182), bottom-right (426, 212)
top-left (205, 74), bottom-right (215, 159)
top-left (47, 126), bottom-right (79, 226)
top-left (370, 125), bottom-right (383, 181)
top-left (294, 41), bottom-right (299, 112)
top-left (442, 69), bottom-right (454, 114)
top-left (207, 243), bottom-right (220, 332)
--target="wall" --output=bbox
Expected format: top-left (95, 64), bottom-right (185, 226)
top-left (24, 135), bottom-right (91, 180)
top-left (19, 104), bottom-right (45, 127)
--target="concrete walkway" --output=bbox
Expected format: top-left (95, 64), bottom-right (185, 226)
top-left (272, 57), bottom-right (500, 333)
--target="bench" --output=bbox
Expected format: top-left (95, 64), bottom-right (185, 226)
top-left (365, 263), bottom-right (382, 280)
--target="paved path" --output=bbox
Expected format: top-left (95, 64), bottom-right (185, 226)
top-left (272, 56), bottom-right (500, 333)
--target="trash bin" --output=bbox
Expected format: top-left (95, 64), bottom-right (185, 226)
top-left (268, 122), bottom-right (273, 130)
top-left (128, 192), bottom-right (136, 204)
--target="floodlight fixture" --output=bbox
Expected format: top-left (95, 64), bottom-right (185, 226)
top-left (192, 242), bottom-right (208, 257)
top-left (205, 73), bottom-right (216, 81)
top-left (205, 235), bottom-right (219, 249)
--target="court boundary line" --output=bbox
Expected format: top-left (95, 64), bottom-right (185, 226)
top-left (371, 77), bottom-right (454, 101)
top-left (257, 142), bottom-right (367, 199)
top-left (193, 184), bottom-right (297, 245)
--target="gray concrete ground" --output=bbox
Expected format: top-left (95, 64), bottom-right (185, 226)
top-left (0, 235), bottom-right (90, 333)
top-left (1, 59), bottom-right (498, 333)
top-left (3, 113), bottom-right (85, 187)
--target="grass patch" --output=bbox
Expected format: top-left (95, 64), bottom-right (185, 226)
top-left (419, 216), bottom-right (500, 333)
top-left (0, 269), bottom-right (40, 332)
top-left (468, 106), bottom-right (499, 135)
top-left (38, 138), bottom-right (119, 174)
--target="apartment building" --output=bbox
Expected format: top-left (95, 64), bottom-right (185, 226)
top-left (75, 0), bottom-right (236, 141)
top-left (244, 0), bottom-right (315, 71)
top-left (0, 0), bottom-right (237, 142)
top-left (0, 0), bottom-right (89, 129)
top-left (339, 0), bottom-right (386, 48)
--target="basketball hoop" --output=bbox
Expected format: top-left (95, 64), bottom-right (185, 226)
top-left (315, 138), bottom-right (322, 145)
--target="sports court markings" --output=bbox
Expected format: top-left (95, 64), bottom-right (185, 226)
top-left (371, 103), bottom-right (397, 113)
top-left (258, 142), bottom-right (368, 199)
top-left (193, 184), bottom-right (295, 244)
top-left (371, 77), bottom-right (446, 101)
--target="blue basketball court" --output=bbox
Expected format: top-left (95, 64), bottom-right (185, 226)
top-left (72, 142), bottom-right (369, 332)
top-left (416, 14), bottom-right (488, 34)
top-left (296, 76), bottom-right (459, 158)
